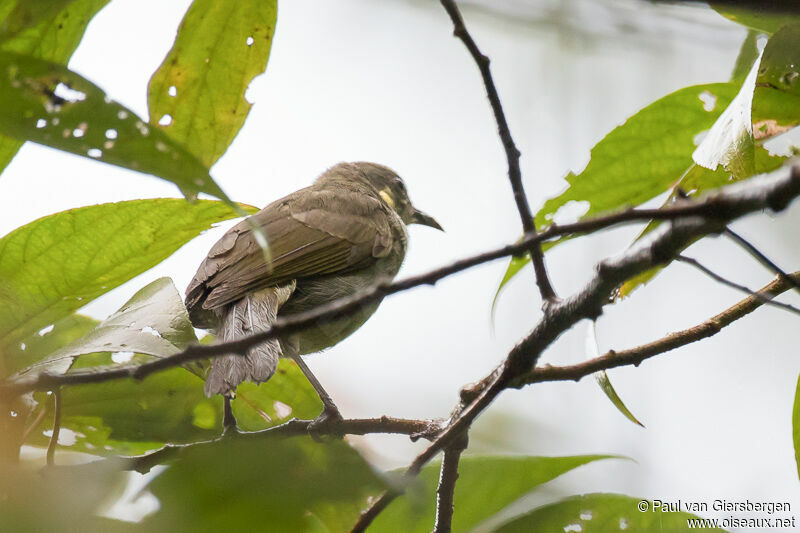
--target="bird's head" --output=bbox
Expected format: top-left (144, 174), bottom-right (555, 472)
top-left (322, 161), bottom-right (443, 231)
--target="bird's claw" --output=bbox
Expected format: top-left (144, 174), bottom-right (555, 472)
top-left (307, 406), bottom-right (344, 441)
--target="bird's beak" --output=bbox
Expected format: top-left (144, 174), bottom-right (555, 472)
top-left (411, 208), bottom-right (444, 231)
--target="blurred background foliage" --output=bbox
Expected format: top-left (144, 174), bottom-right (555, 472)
top-left (0, 0), bottom-right (798, 531)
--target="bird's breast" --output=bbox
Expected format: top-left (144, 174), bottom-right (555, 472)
top-left (278, 239), bottom-right (406, 356)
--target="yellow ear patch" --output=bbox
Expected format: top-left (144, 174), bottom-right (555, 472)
top-left (379, 188), bottom-right (395, 208)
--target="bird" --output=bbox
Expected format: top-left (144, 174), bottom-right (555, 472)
top-left (184, 161), bottom-right (442, 428)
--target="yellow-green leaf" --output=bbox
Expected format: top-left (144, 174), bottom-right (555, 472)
top-left (0, 199), bottom-right (255, 370)
top-left (148, 0), bottom-right (277, 168)
top-left (0, 0), bottom-right (110, 177)
top-left (0, 51), bottom-right (232, 201)
top-left (496, 493), bottom-right (725, 532)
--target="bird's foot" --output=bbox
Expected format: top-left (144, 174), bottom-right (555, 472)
top-left (307, 405), bottom-right (344, 440)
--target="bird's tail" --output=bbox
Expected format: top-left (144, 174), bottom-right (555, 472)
top-left (204, 282), bottom-right (296, 397)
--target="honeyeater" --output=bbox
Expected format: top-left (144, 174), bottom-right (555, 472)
top-left (184, 161), bottom-right (442, 424)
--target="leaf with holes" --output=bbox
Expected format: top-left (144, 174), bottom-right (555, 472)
top-left (753, 23), bottom-right (800, 135)
top-left (0, 51), bottom-right (232, 201)
top-left (495, 493), bottom-right (725, 532)
top-left (15, 278), bottom-right (198, 379)
top-left (364, 455), bottom-right (619, 533)
top-left (497, 33), bottom-right (800, 304)
top-left (493, 83), bottom-right (738, 302)
top-left (231, 360), bottom-right (323, 429)
top-left (4, 314), bottom-right (97, 377)
top-left (148, 0), bottom-right (277, 168)
top-left (617, 25), bottom-right (800, 298)
top-left (0, 199), bottom-right (256, 369)
top-left (24, 357), bottom-right (322, 456)
top-left (15, 279), bottom-right (320, 455)
top-left (0, 0), bottom-right (110, 177)
top-left (27, 353), bottom-right (219, 456)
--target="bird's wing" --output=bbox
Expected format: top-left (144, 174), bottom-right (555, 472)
top-left (185, 187), bottom-right (395, 319)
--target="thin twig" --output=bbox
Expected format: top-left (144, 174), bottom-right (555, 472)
top-left (46, 388), bottom-right (61, 466)
top-left (354, 368), bottom-right (509, 532)
top-left (675, 255), bottom-right (800, 316)
top-left (351, 490), bottom-right (396, 533)
top-left (351, 166), bottom-right (800, 530)
top-left (433, 434), bottom-right (468, 533)
top-left (724, 227), bottom-right (800, 295)
top-left (439, 0), bottom-right (556, 302)
top-left (0, 194), bottom-right (755, 399)
top-left (516, 270), bottom-right (800, 386)
top-left (128, 416), bottom-right (439, 474)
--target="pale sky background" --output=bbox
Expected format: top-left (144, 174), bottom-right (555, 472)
top-left (2, 0), bottom-right (799, 530)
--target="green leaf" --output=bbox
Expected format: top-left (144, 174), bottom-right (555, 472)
top-left (0, 0), bottom-right (108, 63)
top-left (495, 493), bottom-right (726, 532)
top-left (3, 314), bottom-right (97, 377)
top-left (731, 30), bottom-right (759, 82)
top-left (693, 50), bottom-right (761, 179)
top-left (368, 455), bottom-right (617, 533)
top-left (494, 83), bottom-right (738, 299)
top-left (0, 1), bottom-right (77, 40)
top-left (793, 371), bottom-right (800, 480)
top-left (618, 25), bottom-right (800, 298)
top-left (0, 199), bottom-right (255, 371)
top-left (140, 437), bottom-right (386, 533)
top-left (16, 278), bottom-right (198, 379)
top-left (0, 51), bottom-right (232, 201)
top-left (537, 83), bottom-right (737, 229)
top-left (616, 148), bottom-right (785, 299)
top-left (15, 276), bottom-right (320, 455)
top-left (490, 254), bottom-right (529, 318)
top-left (587, 321), bottom-right (644, 427)
top-left (29, 353), bottom-right (219, 455)
top-left (0, 0), bottom-right (110, 177)
top-left (23, 357), bottom-right (322, 456)
top-left (148, 0), bottom-right (277, 168)
top-left (500, 24), bottom-right (800, 302)
top-left (753, 23), bottom-right (800, 132)
top-left (711, 3), bottom-right (800, 34)
top-left (595, 371), bottom-right (644, 428)
top-left (232, 361), bottom-right (323, 430)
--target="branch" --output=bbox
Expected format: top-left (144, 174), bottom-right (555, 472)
top-left (354, 367), bottom-right (508, 532)
top-left (724, 227), bottom-right (800, 295)
top-left (517, 269), bottom-right (800, 386)
top-left (352, 165), bottom-right (800, 529)
top-left (439, 0), bottom-right (556, 302)
top-left (675, 255), bottom-right (800, 317)
top-left (127, 416), bottom-right (439, 474)
top-left (503, 167), bottom-right (800, 379)
top-left (0, 195), bottom-right (751, 399)
top-left (351, 489), bottom-right (396, 533)
top-left (433, 434), bottom-right (468, 533)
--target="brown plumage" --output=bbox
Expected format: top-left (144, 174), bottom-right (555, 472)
top-left (185, 162), bottom-right (442, 397)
